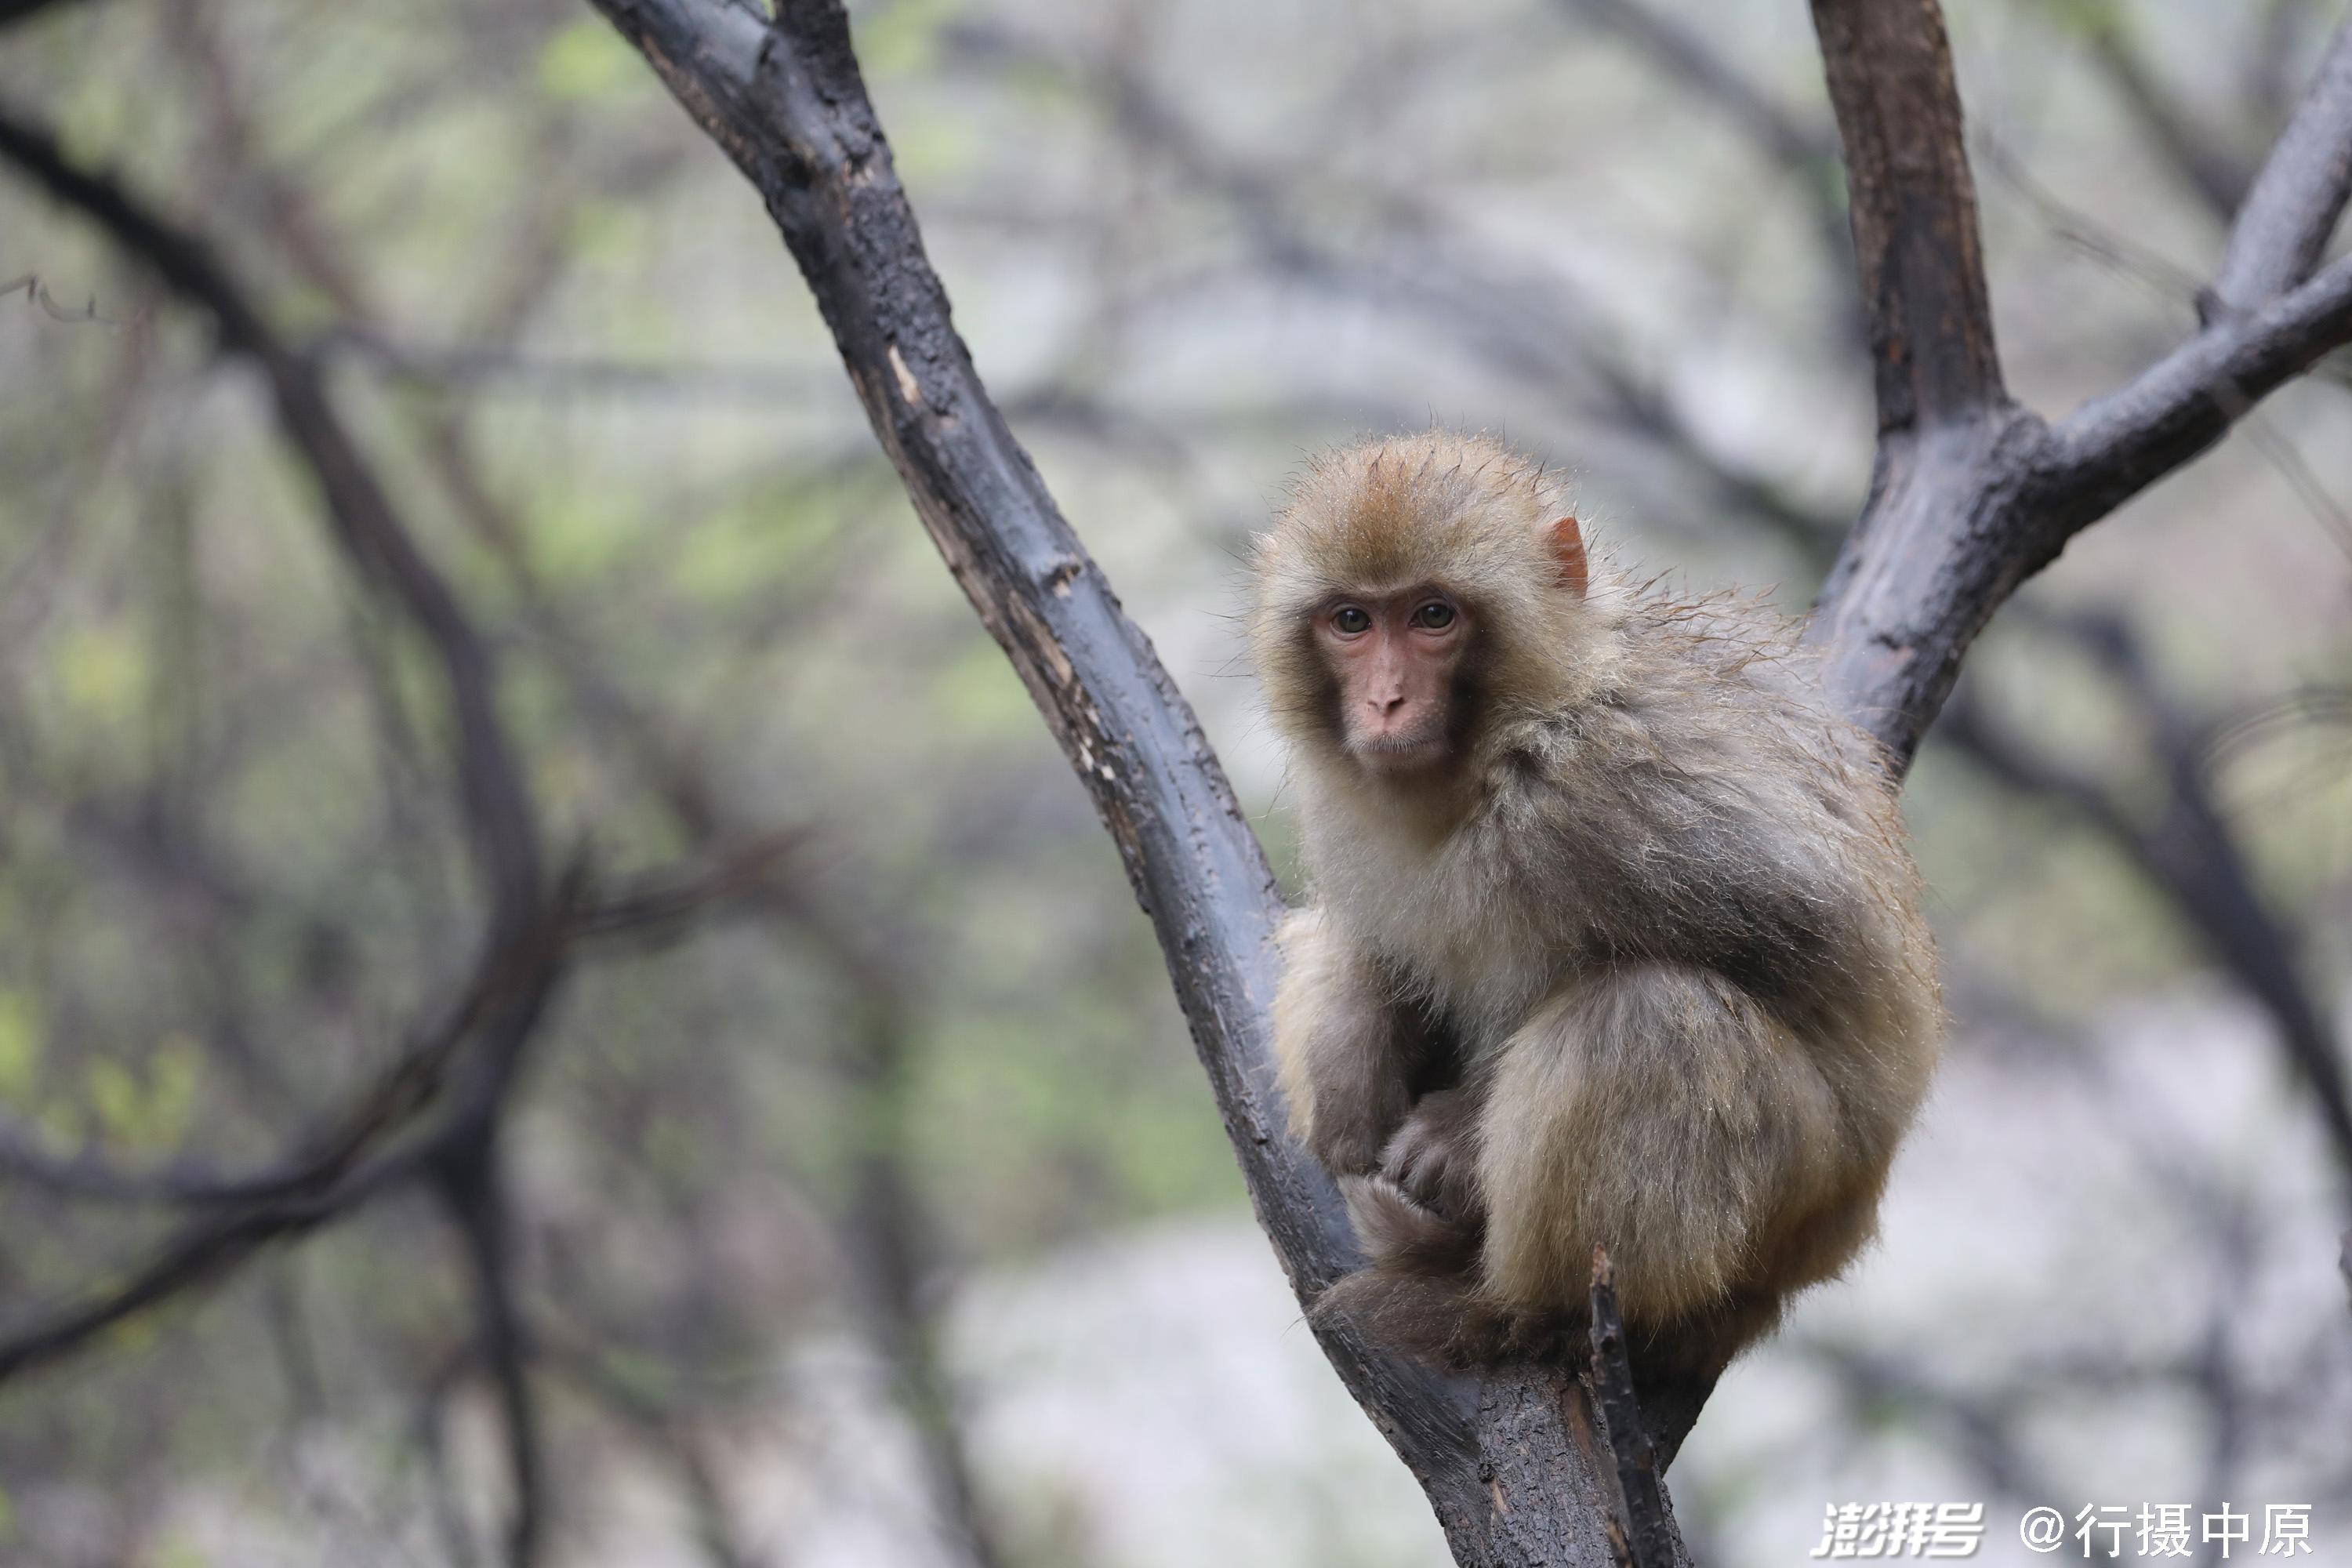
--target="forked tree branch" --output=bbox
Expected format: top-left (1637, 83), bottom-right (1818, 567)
top-left (1804, 2), bottom-right (2352, 764)
top-left (579, 2), bottom-right (2351, 1563)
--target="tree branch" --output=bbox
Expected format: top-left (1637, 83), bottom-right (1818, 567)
top-left (437, 1123), bottom-right (547, 1568)
top-left (1588, 1248), bottom-right (1674, 1568)
top-left (0, 909), bottom-right (572, 1384)
top-left (2207, 19), bottom-right (2352, 317)
top-left (0, 101), bottom-right (601, 1393)
top-left (2042, 255), bottom-right (2352, 522)
top-left (0, 100), bottom-right (543, 942)
top-left (1938, 615), bottom-right (2352, 1198)
top-left (1804, 4), bottom-right (2352, 766)
top-left (1809, 0), bottom-right (2008, 429)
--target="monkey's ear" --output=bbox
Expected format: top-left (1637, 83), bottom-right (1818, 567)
top-left (1548, 515), bottom-right (1588, 600)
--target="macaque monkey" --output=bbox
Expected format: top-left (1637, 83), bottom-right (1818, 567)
top-left (1250, 431), bottom-right (1941, 1374)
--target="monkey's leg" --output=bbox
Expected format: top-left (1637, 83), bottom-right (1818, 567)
top-left (1270, 908), bottom-right (1432, 1175)
top-left (1476, 964), bottom-right (1845, 1337)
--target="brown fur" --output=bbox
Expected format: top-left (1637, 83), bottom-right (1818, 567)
top-left (1251, 431), bottom-right (1943, 1372)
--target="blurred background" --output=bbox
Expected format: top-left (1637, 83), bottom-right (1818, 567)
top-left (0, 0), bottom-right (2347, 1563)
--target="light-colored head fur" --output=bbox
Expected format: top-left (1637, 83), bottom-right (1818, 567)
top-left (1250, 430), bottom-right (1625, 767)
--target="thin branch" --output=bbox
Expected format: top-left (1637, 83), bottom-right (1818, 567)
top-left (2207, 19), bottom-right (2352, 317)
top-left (938, 17), bottom-right (1834, 560)
top-left (0, 99), bottom-right (614, 1393)
top-left (0, 927), bottom-right (569, 1385)
top-left (412, 1341), bottom-right (490, 1568)
top-left (437, 1125), bottom-right (547, 1568)
top-left (833, 974), bottom-right (1007, 1568)
top-left (1939, 620), bottom-right (2352, 1196)
top-left (0, 100), bottom-right (543, 940)
top-left (548, 1344), bottom-right (766, 1568)
top-left (570, 833), bottom-right (810, 950)
top-left (1552, 0), bottom-right (1859, 330)
top-left (2042, 252), bottom-right (2352, 516)
top-left (316, 326), bottom-right (841, 405)
top-left (418, 376), bottom-right (1007, 1564)
top-left (1587, 1248), bottom-right (1672, 1568)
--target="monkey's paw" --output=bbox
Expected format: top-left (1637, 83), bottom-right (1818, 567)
top-left (1379, 1088), bottom-right (1483, 1221)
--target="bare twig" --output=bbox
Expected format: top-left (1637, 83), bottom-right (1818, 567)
top-left (1588, 1248), bottom-right (1672, 1568)
top-left (0, 100), bottom-right (591, 1395)
top-left (0, 270), bottom-right (141, 323)
top-left (938, 17), bottom-right (1835, 564)
top-left (2206, 20), bottom-right (2352, 318)
top-left (437, 1127), bottom-right (546, 1568)
top-left (1940, 616), bottom-right (2352, 1196)
top-left (316, 326), bottom-right (839, 405)
top-left (1555, 0), bottom-right (1862, 328)
top-left (0, 100), bottom-right (543, 940)
top-left (548, 1344), bottom-right (765, 1568)
top-left (0, 912), bottom-right (570, 1383)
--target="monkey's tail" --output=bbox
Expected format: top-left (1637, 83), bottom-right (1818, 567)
top-left (1316, 1175), bottom-right (1579, 1367)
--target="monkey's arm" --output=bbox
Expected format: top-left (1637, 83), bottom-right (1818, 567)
top-left (1270, 909), bottom-right (1436, 1176)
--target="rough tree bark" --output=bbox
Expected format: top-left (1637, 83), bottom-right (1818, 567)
top-left (583, 0), bottom-right (2352, 1562)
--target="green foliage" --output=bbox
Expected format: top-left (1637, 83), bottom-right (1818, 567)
top-left (85, 1033), bottom-right (202, 1155)
top-left (0, 989), bottom-right (40, 1103)
top-left (855, 0), bottom-right (968, 79)
top-left (51, 621), bottom-right (147, 728)
top-left (536, 18), bottom-right (652, 104)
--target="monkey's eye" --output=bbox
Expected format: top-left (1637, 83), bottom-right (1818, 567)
top-left (1413, 601), bottom-right (1457, 630)
top-left (1332, 607), bottom-right (1371, 635)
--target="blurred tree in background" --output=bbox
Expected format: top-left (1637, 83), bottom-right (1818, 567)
top-left (0, 1), bottom-right (2346, 1564)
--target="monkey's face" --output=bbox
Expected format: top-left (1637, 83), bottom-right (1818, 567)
top-left (1312, 586), bottom-right (1473, 774)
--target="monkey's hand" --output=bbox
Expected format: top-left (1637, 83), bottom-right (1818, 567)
top-left (1272, 909), bottom-right (1436, 1176)
top-left (1379, 1087), bottom-right (1484, 1222)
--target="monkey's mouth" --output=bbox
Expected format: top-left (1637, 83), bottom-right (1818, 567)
top-left (1351, 729), bottom-right (1450, 769)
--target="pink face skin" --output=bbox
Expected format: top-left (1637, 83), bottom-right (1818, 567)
top-left (1316, 586), bottom-right (1471, 773)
